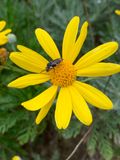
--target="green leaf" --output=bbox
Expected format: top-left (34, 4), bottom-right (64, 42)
top-left (60, 119), bottom-right (82, 139)
top-left (99, 138), bottom-right (113, 160)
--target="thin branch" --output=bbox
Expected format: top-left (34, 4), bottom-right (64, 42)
top-left (65, 125), bottom-right (93, 160)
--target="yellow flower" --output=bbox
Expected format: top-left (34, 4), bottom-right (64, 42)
top-left (0, 20), bottom-right (11, 45)
top-left (12, 155), bottom-right (21, 160)
top-left (8, 16), bottom-right (120, 129)
top-left (115, 10), bottom-right (120, 16)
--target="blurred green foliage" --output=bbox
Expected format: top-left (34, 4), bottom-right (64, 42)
top-left (0, 0), bottom-right (120, 159)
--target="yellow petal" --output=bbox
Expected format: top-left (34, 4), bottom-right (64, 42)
top-left (62, 16), bottom-right (80, 60)
top-left (35, 96), bottom-right (55, 124)
top-left (0, 29), bottom-right (12, 36)
top-left (75, 42), bottom-right (119, 69)
top-left (17, 45), bottom-right (48, 68)
top-left (69, 85), bottom-right (92, 126)
top-left (22, 85), bottom-right (58, 111)
top-left (9, 51), bottom-right (47, 73)
top-left (70, 21), bottom-right (88, 63)
top-left (8, 73), bottom-right (50, 88)
top-left (74, 81), bottom-right (113, 110)
top-left (55, 87), bottom-right (72, 129)
top-left (0, 36), bottom-right (8, 45)
top-left (77, 63), bottom-right (120, 77)
top-left (115, 10), bottom-right (120, 16)
top-left (35, 28), bottom-right (60, 59)
top-left (0, 21), bottom-right (6, 31)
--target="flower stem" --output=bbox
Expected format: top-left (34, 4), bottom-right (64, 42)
top-left (65, 125), bottom-right (93, 160)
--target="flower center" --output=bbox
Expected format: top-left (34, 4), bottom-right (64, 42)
top-left (48, 60), bottom-right (76, 87)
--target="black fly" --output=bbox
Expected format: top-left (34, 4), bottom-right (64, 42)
top-left (46, 58), bottom-right (63, 72)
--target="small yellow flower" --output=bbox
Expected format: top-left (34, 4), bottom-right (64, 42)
top-left (0, 20), bottom-right (11, 45)
top-left (115, 10), bottom-right (120, 16)
top-left (12, 155), bottom-right (21, 160)
top-left (8, 16), bottom-right (120, 129)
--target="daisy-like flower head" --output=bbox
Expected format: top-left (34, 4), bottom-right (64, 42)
top-left (115, 10), bottom-right (120, 16)
top-left (0, 20), bottom-right (11, 45)
top-left (8, 16), bottom-right (120, 129)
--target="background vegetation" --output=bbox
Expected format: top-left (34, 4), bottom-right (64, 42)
top-left (0, 0), bottom-right (120, 159)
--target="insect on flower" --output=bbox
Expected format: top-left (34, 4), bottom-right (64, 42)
top-left (8, 16), bottom-right (120, 129)
top-left (46, 58), bottom-right (63, 72)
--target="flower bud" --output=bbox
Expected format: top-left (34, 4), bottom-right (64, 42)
top-left (0, 48), bottom-right (8, 65)
top-left (7, 33), bottom-right (17, 43)
top-left (12, 155), bottom-right (22, 160)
